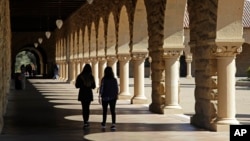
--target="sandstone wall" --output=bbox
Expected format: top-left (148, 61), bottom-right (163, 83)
top-left (0, 0), bottom-right (11, 133)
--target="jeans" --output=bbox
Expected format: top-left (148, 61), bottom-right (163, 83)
top-left (101, 99), bottom-right (117, 125)
top-left (81, 101), bottom-right (91, 124)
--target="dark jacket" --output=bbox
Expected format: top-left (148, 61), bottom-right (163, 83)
top-left (75, 74), bottom-right (96, 102)
top-left (99, 78), bottom-right (119, 101)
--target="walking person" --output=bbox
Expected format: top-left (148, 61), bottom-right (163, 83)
top-left (20, 64), bottom-right (26, 89)
top-left (53, 64), bottom-right (59, 79)
top-left (75, 64), bottom-right (96, 129)
top-left (99, 66), bottom-right (119, 130)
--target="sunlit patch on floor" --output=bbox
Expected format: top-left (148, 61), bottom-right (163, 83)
top-left (44, 96), bottom-right (76, 100)
top-left (83, 131), bottom-right (229, 141)
top-left (41, 92), bottom-right (77, 96)
top-left (54, 104), bottom-right (81, 110)
top-left (48, 99), bottom-right (77, 104)
top-left (64, 115), bottom-right (84, 122)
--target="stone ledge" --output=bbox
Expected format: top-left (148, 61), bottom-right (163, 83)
top-left (236, 79), bottom-right (250, 87)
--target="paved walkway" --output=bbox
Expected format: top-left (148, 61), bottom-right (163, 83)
top-left (0, 77), bottom-right (249, 141)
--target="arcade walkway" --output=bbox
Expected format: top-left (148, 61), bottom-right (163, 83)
top-left (0, 78), bottom-right (249, 141)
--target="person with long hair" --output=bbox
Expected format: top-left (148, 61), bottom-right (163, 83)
top-left (75, 64), bottom-right (96, 128)
top-left (99, 66), bottom-right (119, 130)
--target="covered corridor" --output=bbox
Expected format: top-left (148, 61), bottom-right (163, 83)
top-left (0, 78), bottom-right (250, 141)
top-left (0, 78), bottom-right (250, 140)
top-left (1, 0), bottom-right (250, 135)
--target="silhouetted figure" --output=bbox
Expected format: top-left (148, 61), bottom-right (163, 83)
top-left (20, 64), bottom-right (26, 89)
top-left (75, 64), bottom-right (96, 129)
top-left (99, 66), bottom-right (119, 130)
top-left (53, 64), bottom-right (59, 79)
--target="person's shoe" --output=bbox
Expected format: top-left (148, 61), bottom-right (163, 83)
top-left (110, 124), bottom-right (116, 130)
top-left (83, 123), bottom-right (89, 128)
top-left (101, 123), bottom-right (106, 129)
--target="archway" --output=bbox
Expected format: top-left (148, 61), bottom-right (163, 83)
top-left (14, 51), bottom-right (38, 77)
top-left (13, 45), bottom-right (46, 78)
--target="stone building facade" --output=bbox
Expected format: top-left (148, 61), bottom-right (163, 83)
top-left (1, 0), bottom-right (249, 133)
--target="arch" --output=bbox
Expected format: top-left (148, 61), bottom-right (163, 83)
top-left (163, 0), bottom-right (186, 48)
top-left (13, 45), bottom-right (46, 77)
top-left (132, 0), bottom-right (148, 52)
top-left (117, 5), bottom-right (130, 54)
top-left (79, 28), bottom-right (84, 59)
top-left (133, 0), bottom-right (147, 43)
top-left (216, 0), bottom-right (244, 41)
top-left (98, 17), bottom-right (105, 57)
top-left (106, 12), bottom-right (116, 56)
top-left (74, 31), bottom-right (79, 59)
top-left (90, 22), bottom-right (97, 58)
top-left (69, 32), bottom-right (74, 59)
top-left (84, 25), bottom-right (90, 59)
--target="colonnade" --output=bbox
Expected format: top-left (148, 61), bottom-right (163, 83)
top-left (0, 0), bottom-right (247, 133)
top-left (57, 52), bottom-right (150, 104)
top-left (52, 0), bottom-right (246, 131)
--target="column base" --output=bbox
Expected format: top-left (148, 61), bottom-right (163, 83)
top-left (131, 97), bottom-right (148, 104)
top-left (163, 105), bottom-right (183, 114)
top-left (149, 103), bottom-right (164, 114)
top-left (216, 118), bottom-right (240, 124)
top-left (62, 78), bottom-right (68, 82)
top-left (215, 118), bottom-right (240, 132)
top-left (118, 92), bottom-right (132, 100)
top-left (186, 75), bottom-right (192, 79)
top-left (67, 80), bottom-right (75, 84)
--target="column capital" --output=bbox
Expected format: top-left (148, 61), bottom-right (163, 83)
top-left (106, 55), bottom-right (117, 62)
top-left (89, 57), bottom-right (98, 63)
top-left (117, 54), bottom-right (131, 61)
top-left (75, 59), bottom-right (81, 62)
top-left (131, 52), bottom-right (148, 61)
top-left (185, 54), bottom-right (192, 62)
top-left (163, 49), bottom-right (183, 58)
top-left (82, 58), bottom-right (90, 63)
top-left (214, 39), bottom-right (244, 57)
top-left (98, 56), bottom-right (106, 61)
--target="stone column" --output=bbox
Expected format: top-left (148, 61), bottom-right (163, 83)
top-left (76, 60), bottom-right (81, 76)
top-left (131, 53), bottom-right (148, 104)
top-left (65, 62), bottom-right (69, 82)
top-left (80, 60), bottom-right (85, 72)
top-left (107, 56), bottom-right (118, 78)
top-left (118, 54), bottom-right (131, 100)
top-left (67, 61), bottom-right (75, 83)
top-left (185, 54), bottom-right (193, 79)
top-left (98, 57), bottom-right (107, 86)
top-left (59, 62), bottom-right (62, 80)
top-left (91, 58), bottom-right (99, 89)
top-left (72, 60), bottom-right (76, 83)
top-left (63, 62), bottom-right (67, 81)
top-left (163, 49), bottom-right (183, 114)
top-left (215, 41), bottom-right (243, 129)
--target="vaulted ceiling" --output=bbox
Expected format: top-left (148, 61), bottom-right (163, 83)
top-left (10, 0), bottom-right (87, 32)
